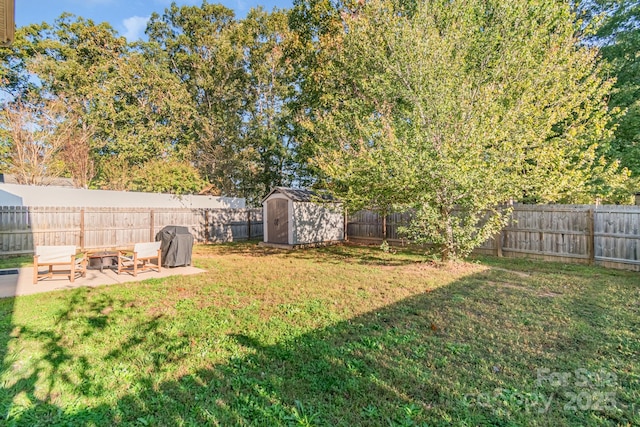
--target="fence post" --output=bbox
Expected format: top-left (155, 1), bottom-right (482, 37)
top-left (587, 207), bottom-right (595, 265)
top-left (247, 209), bottom-right (251, 240)
top-left (150, 210), bottom-right (155, 242)
top-left (204, 209), bottom-right (210, 242)
top-left (79, 208), bottom-right (85, 250)
top-left (538, 208), bottom-right (544, 254)
top-left (344, 208), bottom-right (348, 241)
top-left (494, 230), bottom-right (503, 257)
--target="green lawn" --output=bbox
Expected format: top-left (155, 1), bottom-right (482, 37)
top-left (0, 242), bottom-right (638, 426)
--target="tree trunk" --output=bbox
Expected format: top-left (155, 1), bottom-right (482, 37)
top-left (440, 206), bottom-right (454, 262)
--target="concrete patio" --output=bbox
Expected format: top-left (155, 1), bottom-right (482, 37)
top-left (0, 265), bottom-right (206, 298)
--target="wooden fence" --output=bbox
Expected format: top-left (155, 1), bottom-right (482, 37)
top-left (347, 205), bottom-right (640, 271)
top-left (3, 204), bottom-right (638, 271)
top-left (0, 206), bottom-right (263, 256)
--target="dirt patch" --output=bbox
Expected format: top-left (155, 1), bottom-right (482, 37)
top-left (397, 261), bottom-right (488, 276)
top-left (487, 281), bottom-right (562, 298)
top-left (487, 281), bottom-right (529, 290)
top-left (489, 267), bottom-right (531, 278)
top-left (537, 291), bottom-right (563, 298)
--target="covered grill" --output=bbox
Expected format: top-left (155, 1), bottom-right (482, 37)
top-left (155, 225), bottom-right (194, 267)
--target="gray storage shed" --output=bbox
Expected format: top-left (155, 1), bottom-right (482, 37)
top-left (262, 187), bottom-right (344, 247)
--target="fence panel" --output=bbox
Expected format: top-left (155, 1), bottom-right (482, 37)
top-left (347, 210), bottom-right (412, 243)
top-left (0, 206), bottom-right (30, 254)
top-left (22, 207), bottom-right (80, 250)
top-left (595, 206), bottom-right (640, 267)
top-left (208, 209), bottom-right (264, 242)
top-left (249, 208), bottom-right (264, 240)
top-left (83, 208), bottom-right (151, 249)
top-left (153, 209), bottom-right (204, 243)
top-left (347, 210), bottom-right (383, 241)
top-left (502, 205), bottom-right (591, 260)
top-left (2, 203), bottom-right (638, 270)
top-left (347, 205), bottom-right (640, 271)
top-left (0, 206), bottom-right (264, 256)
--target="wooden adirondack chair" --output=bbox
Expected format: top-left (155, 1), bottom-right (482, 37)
top-left (117, 241), bottom-right (162, 276)
top-left (33, 245), bottom-right (87, 284)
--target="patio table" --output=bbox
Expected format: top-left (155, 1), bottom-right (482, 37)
top-left (87, 251), bottom-right (119, 273)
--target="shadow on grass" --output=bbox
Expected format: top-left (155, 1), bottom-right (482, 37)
top-left (0, 265), bottom-right (637, 426)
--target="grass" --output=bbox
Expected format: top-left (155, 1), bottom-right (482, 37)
top-left (0, 242), bottom-right (638, 426)
top-left (0, 256), bottom-right (31, 270)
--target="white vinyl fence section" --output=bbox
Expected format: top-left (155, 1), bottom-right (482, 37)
top-left (0, 183), bottom-right (245, 209)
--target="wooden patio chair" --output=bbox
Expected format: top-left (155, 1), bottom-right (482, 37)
top-left (117, 241), bottom-right (162, 277)
top-left (33, 245), bottom-right (87, 284)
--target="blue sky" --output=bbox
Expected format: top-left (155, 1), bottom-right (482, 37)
top-left (16, 0), bottom-right (294, 41)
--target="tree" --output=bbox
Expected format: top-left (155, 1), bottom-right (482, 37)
top-left (127, 159), bottom-right (206, 194)
top-left (240, 8), bottom-right (297, 201)
top-left (307, 0), bottom-right (627, 260)
top-left (0, 96), bottom-right (70, 185)
top-left (90, 42), bottom-right (196, 184)
top-left (58, 113), bottom-right (95, 188)
top-left (147, 2), bottom-right (300, 204)
top-left (578, 1), bottom-right (640, 181)
top-left (147, 2), bottom-right (251, 198)
top-left (1, 15), bottom-right (197, 191)
top-left (286, 0), bottom-right (348, 187)
top-left (26, 15), bottom-right (196, 188)
top-left (22, 15), bottom-right (126, 186)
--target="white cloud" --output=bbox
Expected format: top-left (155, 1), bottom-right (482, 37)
top-left (122, 15), bottom-right (150, 41)
top-left (235, 0), bottom-right (247, 12)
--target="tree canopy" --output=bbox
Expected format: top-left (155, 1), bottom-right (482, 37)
top-left (578, 0), bottom-right (640, 181)
top-left (0, 0), bottom-right (635, 227)
top-left (303, 0), bottom-right (629, 259)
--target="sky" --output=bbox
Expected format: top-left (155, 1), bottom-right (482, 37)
top-left (16, 0), bottom-right (294, 41)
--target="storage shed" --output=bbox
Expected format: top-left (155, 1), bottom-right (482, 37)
top-left (262, 187), bottom-right (344, 247)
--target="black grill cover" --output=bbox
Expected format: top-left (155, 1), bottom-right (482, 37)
top-left (155, 225), bottom-right (194, 267)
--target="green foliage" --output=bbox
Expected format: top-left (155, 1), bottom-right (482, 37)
top-left (147, 2), bottom-right (296, 204)
top-left (91, 43), bottom-right (195, 167)
top-left (1, 15), bottom-right (196, 190)
top-left (573, 1), bottom-right (637, 191)
top-left (240, 9), bottom-right (297, 202)
top-left (579, 1), bottom-right (640, 182)
top-left (128, 159), bottom-right (206, 194)
top-left (402, 206), bottom-right (510, 261)
top-left (2, 0), bottom-right (635, 210)
top-left (306, 0), bottom-right (629, 260)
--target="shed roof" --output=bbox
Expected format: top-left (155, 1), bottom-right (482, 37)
top-left (262, 187), bottom-right (337, 203)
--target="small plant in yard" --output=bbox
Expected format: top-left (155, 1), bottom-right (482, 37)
top-left (379, 239), bottom-right (397, 255)
top-left (285, 400), bottom-right (321, 426)
top-left (0, 242), bottom-right (638, 426)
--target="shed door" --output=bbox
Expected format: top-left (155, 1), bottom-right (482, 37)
top-left (267, 199), bottom-right (289, 244)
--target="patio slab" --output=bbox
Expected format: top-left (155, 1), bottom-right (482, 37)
top-left (0, 265), bottom-right (206, 298)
